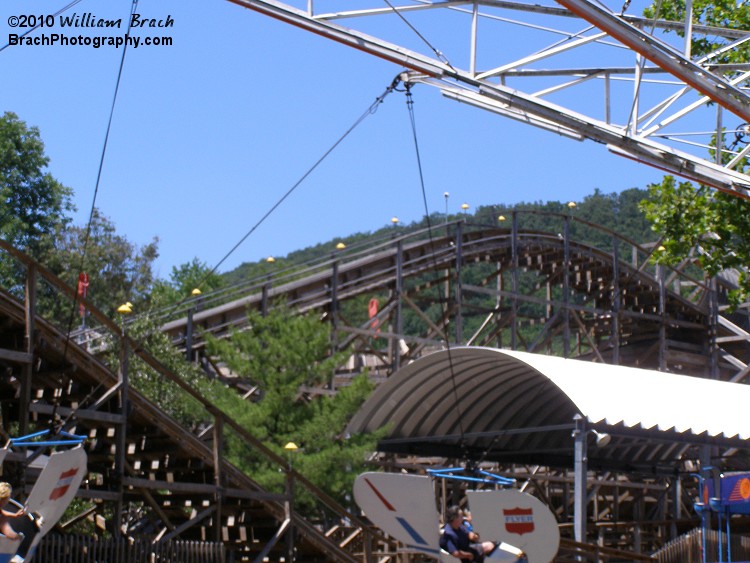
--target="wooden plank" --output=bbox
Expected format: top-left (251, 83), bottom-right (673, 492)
top-left (122, 476), bottom-right (286, 501)
top-left (29, 402), bottom-right (125, 424)
top-left (0, 347), bottom-right (32, 363)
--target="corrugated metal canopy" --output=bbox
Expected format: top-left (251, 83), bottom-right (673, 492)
top-left (347, 348), bottom-right (750, 473)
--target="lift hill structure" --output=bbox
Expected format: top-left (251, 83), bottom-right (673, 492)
top-left (2, 212), bottom-right (749, 559)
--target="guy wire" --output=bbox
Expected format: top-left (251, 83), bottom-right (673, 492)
top-left (62, 0), bottom-right (140, 364)
top-left (175, 76), bottom-right (402, 316)
top-left (404, 83), bottom-right (467, 452)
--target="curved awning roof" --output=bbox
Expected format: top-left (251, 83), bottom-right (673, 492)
top-left (347, 348), bottom-right (750, 473)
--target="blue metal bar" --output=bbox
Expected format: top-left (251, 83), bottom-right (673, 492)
top-left (10, 429), bottom-right (86, 443)
top-left (10, 439), bottom-right (85, 447)
top-left (427, 467), bottom-right (515, 486)
top-left (693, 471), bottom-right (710, 563)
top-left (476, 469), bottom-right (516, 485)
top-left (718, 508), bottom-right (724, 563)
top-left (726, 508), bottom-right (731, 563)
top-left (12, 429), bottom-right (49, 441)
top-left (59, 431), bottom-right (87, 440)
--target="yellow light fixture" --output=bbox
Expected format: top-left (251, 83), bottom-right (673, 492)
top-left (567, 201), bottom-right (577, 209)
top-left (117, 303), bottom-right (132, 314)
top-left (336, 242), bottom-right (346, 250)
top-left (284, 442), bottom-right (298, 452)
top-left (391, 217), bottom-right (399, 225)
top-left (266, 256), bottom-right (275, 263)
top-left (191, 288), bottom-right (202, 296)
top-left (498, 215), bottom-right (506, 222)
top-left (461, 203), bottom-right (469, 211)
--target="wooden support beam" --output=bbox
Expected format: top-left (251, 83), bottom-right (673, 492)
top-left (21, 263), bottom-right (36, 437)
top-left (0, 348), bottom-right (32, 363)
top-left (212, 415), bottom-right (224, 543)
top-left (121, 476), bottom-right (286, 501)
top-left (157, 505), bottom-right (216, 544)
top-left (29, 403), bottom-right (125, 424)
top-left (252, 517), bottom-right (290, 563)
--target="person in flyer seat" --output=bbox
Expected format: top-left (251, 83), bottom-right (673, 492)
top-left (0, 483), bottom-right (24, 540)
top-left (439, 505), bottom-right (496, 562)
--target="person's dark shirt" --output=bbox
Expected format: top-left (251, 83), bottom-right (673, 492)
top-left (440, 522), bottom-right (479, 562)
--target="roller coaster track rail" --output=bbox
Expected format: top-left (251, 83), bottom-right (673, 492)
top-left (74, 212), bottom-right (750, 386)
top-left (0, 237), bottom-right (395, 561)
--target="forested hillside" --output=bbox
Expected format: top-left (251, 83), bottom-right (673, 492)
top-left (222, 187), bottom-right (654, 285)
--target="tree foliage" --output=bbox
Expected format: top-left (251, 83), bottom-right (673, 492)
top-left (640, 177), bottom-right (750, 305)
top-left (206, 307), bottom-right (381, 508)
top-left (0, 112), bottom-right (74, 256)
top-left (644, 0), bottom-right (750, 64)
top-left (41, 208), bottom-right (159, 319)
top-left (640, 0), bottom-right (750, 305)
top-left (0, 112), bottom-right (76, 298)
top-left (0, 113), bottom-right (161, 323)
top-left (110, 311), bottom-right (232, 428)
top-left (151, 257), bottom-right (225, 307)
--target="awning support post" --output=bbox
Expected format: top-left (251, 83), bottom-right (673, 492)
top-left (573, 414), bottom-right (588, 544)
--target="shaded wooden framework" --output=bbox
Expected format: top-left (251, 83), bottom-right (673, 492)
top-left (4, 211), bottom-right (750, 559)
top-left (0, 239), bottom-right (391, 562)
top-left (152, 212), bottom-right (749, 557)
top-left (348, 347), bottom-right (750, 558)
top-left (159, 212), bottom-right (747, 384)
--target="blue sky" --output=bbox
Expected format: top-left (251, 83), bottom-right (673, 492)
top-left (1, 0), bottom-right (667, 278)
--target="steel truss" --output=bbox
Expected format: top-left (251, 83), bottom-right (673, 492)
top-left (227, 0), bottom-right (750, 197)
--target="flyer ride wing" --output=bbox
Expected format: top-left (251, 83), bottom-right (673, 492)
top-left (468, 489), bottom-right (559, 563)
top-left (24, 446), bottom-right (87, 544)
top-left (353, 472), bottom-right (442, 557)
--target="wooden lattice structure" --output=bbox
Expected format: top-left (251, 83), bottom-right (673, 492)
top-left (0, 240), bottom-right (391, 562)
top-left (157, 214), bottom-right (747, 384)
top-left (2, 212), bottom-right (749, 559)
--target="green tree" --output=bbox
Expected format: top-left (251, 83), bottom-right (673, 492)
top-left (206, 307), bottom-right (381, 509)
top-left (41, 208), bottom-right (159, 319)
top-left (640, 177), bottom-right (750, 304)
top-left (151, 258), bottom-right (225, 306)
top-left (639, 0), bottom-right (750, 304)
top-left (644, 0), bottom-right (750, 63)
top-left (0, 112), bottom-right (74, 255)
top-left (110, 311), bottom-right (229, 427)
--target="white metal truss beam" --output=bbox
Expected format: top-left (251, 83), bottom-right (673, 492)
top-left (427, 76), bottom-right (750, 192)
top-left (225, 0), bottom-right (452, 76)
top-left (556, 0), bottom-right (750, 123)
top-left (227, 0), bottom-right (750, 198)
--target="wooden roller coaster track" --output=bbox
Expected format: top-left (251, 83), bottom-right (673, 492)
top-left (2, 212), bottom-right (749, 559)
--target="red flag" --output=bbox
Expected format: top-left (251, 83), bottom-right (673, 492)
top-left (368, 298), bottom-right (380, 335)
top-left (77, 273), bottom-right (89, 318)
